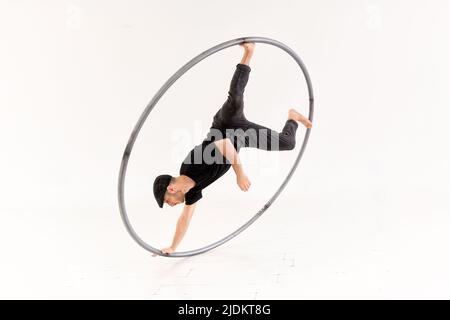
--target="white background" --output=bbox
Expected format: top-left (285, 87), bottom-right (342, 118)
top-left (1, 0), bottom-right (449, 299)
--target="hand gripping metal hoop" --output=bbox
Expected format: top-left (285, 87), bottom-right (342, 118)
top-left (118, 36), bottom-right (314, 257)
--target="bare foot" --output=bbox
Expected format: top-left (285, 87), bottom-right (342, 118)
top-left (288, 108), bottom-right (312, 128)
top-left (239, 42), bottom-right (255, 52)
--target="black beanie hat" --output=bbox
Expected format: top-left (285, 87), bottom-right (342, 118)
top-left (153, 174), bottom-right (172, 208)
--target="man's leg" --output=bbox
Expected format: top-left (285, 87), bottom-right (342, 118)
top-left (212, 43), bottom-right (255, 127)
top-left (235, 108), bottom-right (312, 151)
top-left (237, 120), bottom-right (299, 151)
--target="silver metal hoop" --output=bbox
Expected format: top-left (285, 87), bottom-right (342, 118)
top-left (118, 36), bottom-right (314, 257)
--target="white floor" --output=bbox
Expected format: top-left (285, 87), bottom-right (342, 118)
top-left (2, 187), bottom-right (449, 300)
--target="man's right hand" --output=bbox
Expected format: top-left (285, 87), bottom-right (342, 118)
top-left (237, 172), bottom-right (251, 192)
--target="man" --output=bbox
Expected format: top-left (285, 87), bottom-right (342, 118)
top-left (153, 42), bottom-right (312, 254)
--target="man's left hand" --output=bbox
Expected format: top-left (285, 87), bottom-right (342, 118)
top-left (161, 247), bottom-right (175, 254)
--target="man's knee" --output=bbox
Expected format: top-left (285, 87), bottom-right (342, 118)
top-left (280, 139), bottom-right (296, 151)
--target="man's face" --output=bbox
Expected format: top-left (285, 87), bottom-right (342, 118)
top-left (164, 191), bottom-right (184, 207)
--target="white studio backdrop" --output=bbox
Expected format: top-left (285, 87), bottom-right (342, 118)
top-left (0, 0), bottom-right (449, 299)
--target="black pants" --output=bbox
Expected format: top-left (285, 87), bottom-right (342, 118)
top-left (207, 63), bottom-right (299, 152)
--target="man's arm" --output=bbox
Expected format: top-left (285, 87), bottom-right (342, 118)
top-left (161, 203), bottom-right (197, 254)
top-left (214, 138), bottom-right (251, 191)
